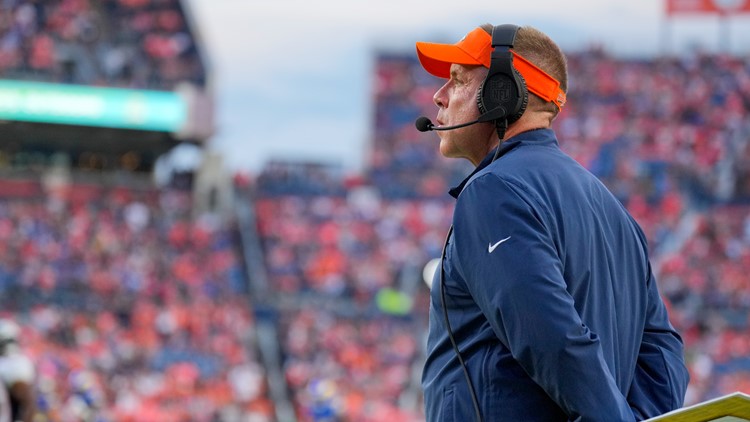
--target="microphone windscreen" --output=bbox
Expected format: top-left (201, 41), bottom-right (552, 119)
top-left (415, 116), bottom-right (433, 132)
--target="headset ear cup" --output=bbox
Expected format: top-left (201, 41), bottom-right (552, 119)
top-left (508, 70), bottom-right (528, 123)
top-left (476, 83), bottom-right (487, 115)
top-left (476, 71), bottom-right (528, 124)
top-left (478, 72), bottom-right (512, 118)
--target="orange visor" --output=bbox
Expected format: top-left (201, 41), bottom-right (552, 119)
top-left (416, 27), bottom-right (566, 109)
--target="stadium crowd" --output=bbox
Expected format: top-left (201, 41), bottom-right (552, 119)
top-left (0, 182), bottom-right (273, 422)
top-left (254, 182), bottom-right (448, 420)
top-left (657, 206), bottom-right (750, 404)
top-left (250, 47), bottom-right (750, 420)
top-left (0, 0), bottom-right (204, 90)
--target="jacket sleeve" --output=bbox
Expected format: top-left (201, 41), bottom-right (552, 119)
top-left (627, 265), bottom-right (690, 419)
top-left (453, 174), bottom-right (634, 422)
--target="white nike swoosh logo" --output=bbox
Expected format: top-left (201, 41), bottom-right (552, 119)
top-left (488, 236), bottom-right (512, 253)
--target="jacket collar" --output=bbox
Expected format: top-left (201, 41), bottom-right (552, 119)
top-left (449, 128), bottom-right (557, 198)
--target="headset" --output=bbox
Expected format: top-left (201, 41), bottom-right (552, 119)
top-left (439, 24), bottom-right (526, 422)
top-left (476, 24), bottom-right (528, 141)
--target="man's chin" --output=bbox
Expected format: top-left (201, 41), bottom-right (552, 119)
top-left (438, 139), bottom-right (457, 159)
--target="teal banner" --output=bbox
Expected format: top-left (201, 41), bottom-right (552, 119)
top-left (0, 80), bottom-right (187, 132)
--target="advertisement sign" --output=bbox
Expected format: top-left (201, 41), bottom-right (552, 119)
top-left (0, 80), bottom-right (187, 132)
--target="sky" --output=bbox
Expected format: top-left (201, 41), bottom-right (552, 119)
top-left (184, 0), bottom-right (750, 175)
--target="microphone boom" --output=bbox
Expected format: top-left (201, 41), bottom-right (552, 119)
top-left (415, 116), bottom-right (483, 132)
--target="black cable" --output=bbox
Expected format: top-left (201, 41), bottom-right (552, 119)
top-left (492, 120), bottom-right (508, 163)
top-left (439, 225), bottom-right (483, 422)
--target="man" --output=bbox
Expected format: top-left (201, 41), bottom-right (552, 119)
top-left (0, 320), bottom-right (36, 422)
top-left (416, 24), bottom-right (689, 421)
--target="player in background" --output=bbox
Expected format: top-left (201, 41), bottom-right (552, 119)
top-left (0, 383), bottom-right (11, 422)
top-left (0, 320), bottom-right (36, 422)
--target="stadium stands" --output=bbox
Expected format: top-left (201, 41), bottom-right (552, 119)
top-left (0, 1), bottom-right (269, 421)
top-left (0, 0), bottom-right (205, 90)
top-left (0, 184), bottom-right (274, 421)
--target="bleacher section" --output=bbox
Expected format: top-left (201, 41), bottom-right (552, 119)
top-left (0, 183), bottom-right (274, 421)
top-left (0, 1), bottom-right (270, 421)
top-left (0, 0), bottom-right (205, 90)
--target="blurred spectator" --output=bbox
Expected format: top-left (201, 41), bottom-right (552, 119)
top-left (0, 319), bottom-right (36, 422)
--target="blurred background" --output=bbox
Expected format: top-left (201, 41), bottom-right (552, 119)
top-left (0, 0), bottom-right (749, 421)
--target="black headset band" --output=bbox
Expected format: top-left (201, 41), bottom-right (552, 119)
top-left (491, 24), bottom-right (519, 48)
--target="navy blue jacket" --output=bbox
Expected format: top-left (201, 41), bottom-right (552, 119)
top-left (422, 129), bottom-right (689, 421)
